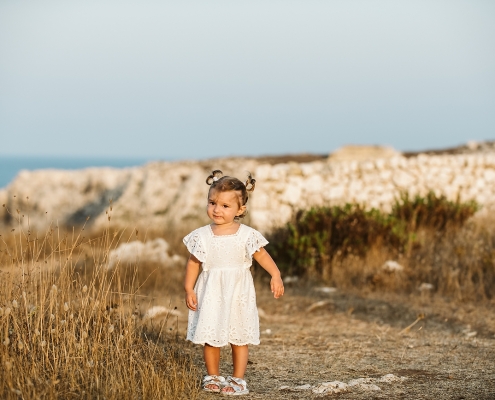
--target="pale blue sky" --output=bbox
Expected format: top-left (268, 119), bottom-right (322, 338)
top-left (1, 1), bottom-right (494, 160)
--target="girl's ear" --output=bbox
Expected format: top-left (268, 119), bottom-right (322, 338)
top-left (237, 205), bottom-right (247, 216)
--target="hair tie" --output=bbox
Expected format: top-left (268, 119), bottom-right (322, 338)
top-left (213, 177), bottom-right (218, 182)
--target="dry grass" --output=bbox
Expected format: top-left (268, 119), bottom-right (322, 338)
top-left (311, 221), bottom-right (495, 302)
top-left (0, 209), bottom-right (200, 400)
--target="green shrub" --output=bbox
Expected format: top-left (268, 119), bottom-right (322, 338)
top-left (391, 192), bottom-right (478, 232)
top-left (268, 192), bottom-right (478, 277)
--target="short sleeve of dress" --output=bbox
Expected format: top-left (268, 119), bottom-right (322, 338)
top-left (246, 228), bottom-right (269, 258)
top-left (183, 230), bottom-right (207, 262)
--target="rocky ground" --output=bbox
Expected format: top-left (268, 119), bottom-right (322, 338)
top-left (164, 281), bottom-right (495, 399)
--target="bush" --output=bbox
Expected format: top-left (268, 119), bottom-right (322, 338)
top-left (268, 192), bottom-right (479, 283)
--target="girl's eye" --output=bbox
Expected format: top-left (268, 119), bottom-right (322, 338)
top-left (223, 205), bottom-right (229, 208)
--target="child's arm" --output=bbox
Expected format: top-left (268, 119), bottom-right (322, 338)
top-left (253, 248), bottom-right (284, 299)
top-left (184, 255), bottom-right (201, 311)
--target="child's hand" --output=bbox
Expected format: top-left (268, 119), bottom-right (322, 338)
top-left (270, 275), bottom-right (284, 299)
top-left (185, 290), bottom-right (198, 311)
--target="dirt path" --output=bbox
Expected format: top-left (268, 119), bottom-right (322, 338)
top-left (172, 284), bottom-right (495, 399)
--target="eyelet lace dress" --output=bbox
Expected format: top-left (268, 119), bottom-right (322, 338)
top-left (183, 224), bottom-right (268, 347)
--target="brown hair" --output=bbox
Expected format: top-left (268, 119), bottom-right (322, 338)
top-left (206, 170), bottom-right (256, 219)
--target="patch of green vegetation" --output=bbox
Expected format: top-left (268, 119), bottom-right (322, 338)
top-left (268, 192), bottom-right (478, 277)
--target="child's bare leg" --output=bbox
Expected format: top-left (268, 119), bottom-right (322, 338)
top-left (204, 344), bottom-right (221, 389)
top-left (222, 344), bottom-right (249, 393)
top-left (231, 344), bottom-right (248, 378)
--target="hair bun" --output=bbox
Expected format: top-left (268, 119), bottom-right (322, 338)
top-left (245, 172), bottom-right (256, 192)
top-left (206, 170), bottom-right (223, 185)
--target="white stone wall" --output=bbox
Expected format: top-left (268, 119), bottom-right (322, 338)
top-left (250, 153), bottom-right (495, 231)
top-left (1, 153), bottom-right (494, 234)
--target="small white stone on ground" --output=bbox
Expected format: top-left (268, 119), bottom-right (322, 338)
top-left (348, 378), bottom-right (375, 386)
top-left (315, 287), bottom-right (337, 294)
top-left (283, 276), bottom-right (299, 284)
top-left (418, 282), bottom-right (435, 291)
top-left (293, 384), bottom-right (312, 390)
top-left (144, 305), bottom-right (181, 319)
top-left (355, 383), bottom-right (381, 391)
top-left (279, 384), bottom-right (312, 391)
top-left (381, 260), bottom-right (404, 272)
top-left (312, 381), bottom-right (348, 394)
top-left (377, 374), bottom-right (407, 383)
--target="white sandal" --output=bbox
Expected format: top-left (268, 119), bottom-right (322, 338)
top-left (202, 375), bottom-right (226, 393)
top-left (221, 376), bottom-right (249, 396)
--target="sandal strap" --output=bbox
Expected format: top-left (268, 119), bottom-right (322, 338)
top-left (227, 376), bottom-right (247, 391)
top-left (203, 375), bottom-right (225, 383)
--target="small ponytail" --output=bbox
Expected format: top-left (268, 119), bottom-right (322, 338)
top-left (245, 172), bottom-right (256, 192)
top-left (206, 170), bottom-right (223, 185)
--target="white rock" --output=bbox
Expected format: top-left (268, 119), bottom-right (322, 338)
top-left (305, 175), bottom-right (323, 193)
top-left (348, 378), bottom-right (375, 386)
top-left (144, 306), bottom-right (181, 319)
top-left (393, 170), bottom-right (416, 188)
top-left (381, 260), bottom-right (404, 272)
top-left (280, 384), bottom-right (313, 391)
top-left (325, 185), bottom-right (346, 200)
top-left (418, 282), bottom-right (434, 292)
top-left (377, 374), bottom-right (407, 383)
top-left (107, 238), bottom-right (183, 269)
top-left (294, 384), bottom-right (312, 390)
top-left (315, 287), bottom-right (337, 294)
top-left (312, 381), bottom-right (348, 394)
top-left (282, 184), bottom-right (302, 206)
top-left (283, 276), bottom-right (299, 284)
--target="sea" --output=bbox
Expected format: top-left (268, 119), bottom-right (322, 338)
top-left (0, 155), bottom-right (152, 189)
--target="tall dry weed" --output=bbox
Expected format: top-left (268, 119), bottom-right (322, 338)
top-left (0, 204), bottom-right (200, 399)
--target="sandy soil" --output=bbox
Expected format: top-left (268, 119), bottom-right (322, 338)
top-left (165, 280), bottom-right (495, 399)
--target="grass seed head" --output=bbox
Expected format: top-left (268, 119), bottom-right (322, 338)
top-left (12, 300), bottom-right (18, 308)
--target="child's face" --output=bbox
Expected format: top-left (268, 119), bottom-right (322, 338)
top-left (207, 189), bottom-right (246, 225)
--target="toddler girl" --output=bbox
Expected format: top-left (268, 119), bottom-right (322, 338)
top-left (183, 170), bottom-right (284, 395)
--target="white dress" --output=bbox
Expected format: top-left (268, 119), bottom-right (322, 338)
top-left (183, 224), bottom-right (268, 347)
